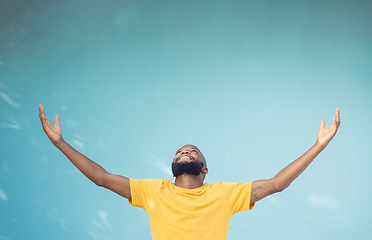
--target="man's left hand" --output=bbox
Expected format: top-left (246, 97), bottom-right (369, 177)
top-left (316, 108), bottom-right (341, 150)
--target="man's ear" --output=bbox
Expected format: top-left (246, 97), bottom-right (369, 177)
top-left (202, 167), bottom-right (208, 180)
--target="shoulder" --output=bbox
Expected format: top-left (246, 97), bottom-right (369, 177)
top-left (129, 178), bottom-right (168, 188)
top-left (211, 181), bottom-right (253, 192)
top-left (207, 181), bottom-right (233, 192)
top-left (210, 181), bottom-right (247, 187)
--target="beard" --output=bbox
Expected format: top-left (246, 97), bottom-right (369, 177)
top-left (171, 161), bottom-right (204, 177)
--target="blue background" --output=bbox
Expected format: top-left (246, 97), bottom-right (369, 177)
top-left (1, 0), bottom-right (371, 239)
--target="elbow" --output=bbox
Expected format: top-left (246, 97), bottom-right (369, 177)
top-left (95, 181), bottom-right (103, 187)
top-left (273, 179), bottom-right (289, 193)
top-left (94, 171), bottom-right (109, 187)
top-left (95, 176), bottom-right (107, 187)
top-left (92, 178), bottom-right (103, 187)
top-left (275, 186), bottom-right (286, 193)
top-left (93, 175), bottom-right (105, 187)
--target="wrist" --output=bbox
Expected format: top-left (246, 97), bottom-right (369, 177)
top-left (315, 141), bottom-right (325, 151)
top-left (54, 137), bottom-right (65, 149)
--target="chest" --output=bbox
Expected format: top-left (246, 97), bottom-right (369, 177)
top-left (145, 187), bottom-right (230, 217)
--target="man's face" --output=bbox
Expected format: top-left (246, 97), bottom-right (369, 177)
top-left (172, 145), bottom-right (207, 177)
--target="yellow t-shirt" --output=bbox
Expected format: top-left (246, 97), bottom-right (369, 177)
top-left (129, 179), bottom-right (255, 240)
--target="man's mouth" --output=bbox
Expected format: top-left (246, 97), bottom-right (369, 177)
top-left (178, 155), bottom-right (193, 162)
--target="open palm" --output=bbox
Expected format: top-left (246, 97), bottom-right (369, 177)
top-left (317, 108), bottom-right (341, 149)
top-left (39, 104), bottom-right (62, 145)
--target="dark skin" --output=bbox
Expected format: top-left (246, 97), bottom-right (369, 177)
top-left (172, 145), bottom-right (208, 189)
top-left (39, 104), bottom-right (341, 204)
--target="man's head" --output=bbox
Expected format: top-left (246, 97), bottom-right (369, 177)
top-left (172, 144), bottom-right (208, 180)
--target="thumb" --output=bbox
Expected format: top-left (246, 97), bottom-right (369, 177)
top-left (54, 114), bottom-right (60, 126)
top-left (320, 119), bottom-right (325, 129)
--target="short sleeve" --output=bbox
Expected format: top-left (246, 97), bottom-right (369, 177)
top-left (128, 178), bottom-right (161, 210)
top-left (220, 181), bottom-right (255, 214)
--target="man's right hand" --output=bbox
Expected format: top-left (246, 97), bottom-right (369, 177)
top-left (39, 104), bottom-right (63, 146)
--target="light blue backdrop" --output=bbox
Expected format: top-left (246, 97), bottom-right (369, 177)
top-left (1, 0), bottom-right (371, 239)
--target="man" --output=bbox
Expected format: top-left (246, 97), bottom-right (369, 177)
top-left (39, 104), bottom-right (341, 240)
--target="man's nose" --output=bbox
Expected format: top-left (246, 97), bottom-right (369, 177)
top-left (181, 150), bottom-right (189, 154)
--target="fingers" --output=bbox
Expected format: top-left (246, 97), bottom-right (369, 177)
top-left (39, 104), bottom-right (51, 129)
top-left (39, 104), bottom-right (43, 118)
top-left (320, 119), bottom-right (325, 129)
top-left (336, 108), bottom-right (341, 127)
top-left (39, 104), bottom-right (47, 122)
top-left (54, 114), bottom-right (60, 126)
top-left (331, 118), bottom-right (336, 130)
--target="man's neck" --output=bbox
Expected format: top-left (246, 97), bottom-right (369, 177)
top-left (174, 174), bottom-right (204, 189)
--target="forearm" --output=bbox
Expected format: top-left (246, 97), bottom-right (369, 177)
top-left (272, 141), bottom-right (323, 191)
top-left (54, 138), bottom-right (107, 186)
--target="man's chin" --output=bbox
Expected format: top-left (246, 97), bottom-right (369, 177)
top-left (171, 161), bottom-right (204, 177)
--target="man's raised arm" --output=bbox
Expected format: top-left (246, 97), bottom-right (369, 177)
top-left (39, 104), bottom-right (131, 200)
top-left (250, 108), bottom-right (341, 204)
